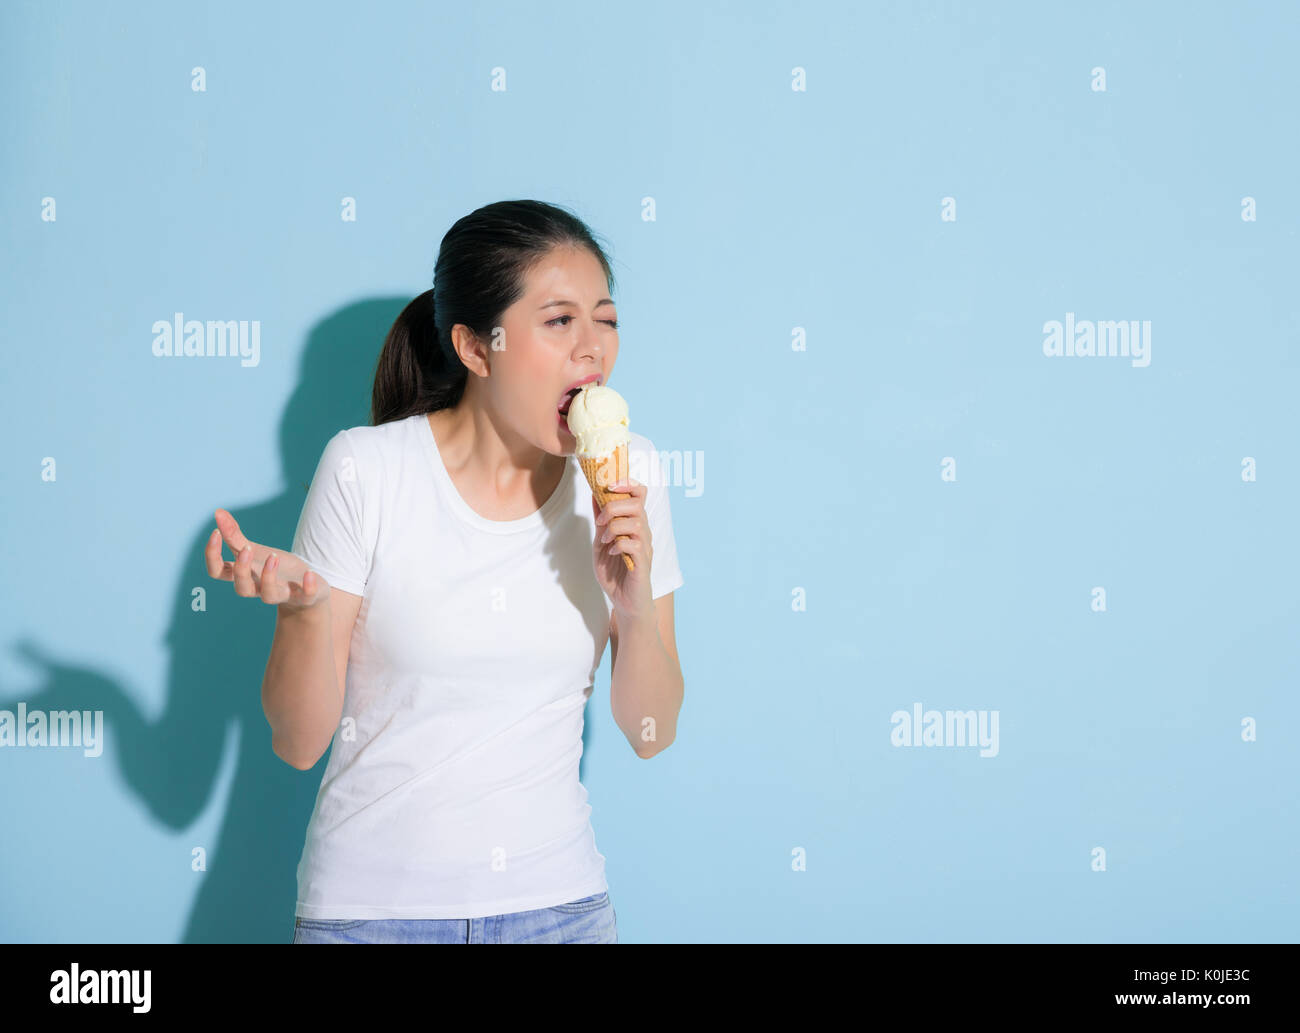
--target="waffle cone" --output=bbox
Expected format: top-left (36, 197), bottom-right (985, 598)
top-left (578, 443), bottom-right (636, 571)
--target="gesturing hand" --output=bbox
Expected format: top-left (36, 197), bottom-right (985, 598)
top-left (206, 508), bottom-right (329, 610)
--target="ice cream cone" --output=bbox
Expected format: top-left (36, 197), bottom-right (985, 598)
top-left (578, 444), bottom-right (636, 572)
top-left (564, 380), bottom-right (637, 572)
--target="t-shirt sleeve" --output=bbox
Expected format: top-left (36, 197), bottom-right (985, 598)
top-left (290, 428), bottom-right (373, 597)
top-left (641, 440), bottom-right (684, 601)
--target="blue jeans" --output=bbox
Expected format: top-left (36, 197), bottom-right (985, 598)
top-left (292, 891), bottom-right (618, 943)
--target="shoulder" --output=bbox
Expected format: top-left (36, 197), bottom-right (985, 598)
top-left (627, 427), bottom-right (657, 453)
top-left (626, 429), bottom-right (661, 476)
top-left (338, 414), bottom-right (416, 451)
top-left (340, 413), bottom-right (421, 457)
top-left (319, 415), bottom-right (416, 487)
top-left (625, 429), bottom-right (668, 513)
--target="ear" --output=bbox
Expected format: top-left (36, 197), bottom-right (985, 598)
top-left (451, 324), bottom-right (490, 377)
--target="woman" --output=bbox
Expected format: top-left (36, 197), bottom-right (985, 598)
top-left (205, 200), bottom-right (685, 943)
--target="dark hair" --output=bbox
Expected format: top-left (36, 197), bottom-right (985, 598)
top-left (370, 200), bottom-right (617, 427)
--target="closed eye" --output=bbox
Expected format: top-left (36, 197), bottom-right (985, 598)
top-left (547, 315), bottom-right (619, 329)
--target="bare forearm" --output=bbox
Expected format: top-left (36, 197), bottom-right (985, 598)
top-left (262, 602), bottom-right (341, 768)
top-left (610, 612), bottom-right (683, 758)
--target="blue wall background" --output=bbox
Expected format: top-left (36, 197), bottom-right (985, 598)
top-left (1, 0), bottom-right (1296, 943)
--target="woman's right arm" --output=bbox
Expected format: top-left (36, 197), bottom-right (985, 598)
top-left (207, 508), bottom-right (363, 770)
top-left (263, 586), bottom-right (363, 769)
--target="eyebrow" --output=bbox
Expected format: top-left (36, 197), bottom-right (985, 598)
top-left (537, 298), bottom-right (616, 310)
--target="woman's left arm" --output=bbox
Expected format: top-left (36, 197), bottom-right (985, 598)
top-left (592, 478), bottom-right (684, 757)
top-left (609, 595), bottom-right (682, 758)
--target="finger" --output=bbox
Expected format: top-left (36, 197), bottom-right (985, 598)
top-left (232, 544), bottom-right (259, 597)
top-left (600, 516), bottom-right (642, 543)
top-left (204, 528), bottom-right (233, 580)
top-left (215, 508), bottom-right (253, 557)
top-left (605, 477), bottom-right (644, 498)
top-left (609, 522), bottom-right (651, 560)
top-left (606, 527), bottom-right (638, 550)
top-left (259, 553), bottom-right (287, 604)
top-left (595, 495), bottom-right (642, 525)
top-left (282, 569), bottom-right (313, 606)
top-left (607, 532), bottom-right (644, 568)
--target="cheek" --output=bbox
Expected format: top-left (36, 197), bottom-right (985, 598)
top-left (500, 339), bottom-right (550, 400)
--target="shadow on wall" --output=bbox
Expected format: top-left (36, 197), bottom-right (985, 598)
top-left (5, 297), bottom-right (606, 943)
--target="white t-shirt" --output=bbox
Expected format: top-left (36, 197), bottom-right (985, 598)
top-left (288, 411), bottom-right (683, 920)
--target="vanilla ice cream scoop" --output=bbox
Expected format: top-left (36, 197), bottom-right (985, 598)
top-left (565, 383), bottom-right (630, 458)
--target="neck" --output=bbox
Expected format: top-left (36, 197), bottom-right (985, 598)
top-left (434, 385), bottom-right (564, 496)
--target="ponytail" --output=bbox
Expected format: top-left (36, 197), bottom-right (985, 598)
top-left (369, 289), bottom-right (468, 426)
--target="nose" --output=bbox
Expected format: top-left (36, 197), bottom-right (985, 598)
top-left (574, 329), bottom-right (604, 363)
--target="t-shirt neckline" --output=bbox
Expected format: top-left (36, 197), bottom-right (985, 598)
top-left (417, 412), bottom-right (573, 535)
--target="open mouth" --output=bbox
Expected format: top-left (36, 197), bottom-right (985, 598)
top-left (558, 388), bottom-right (581, 418)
